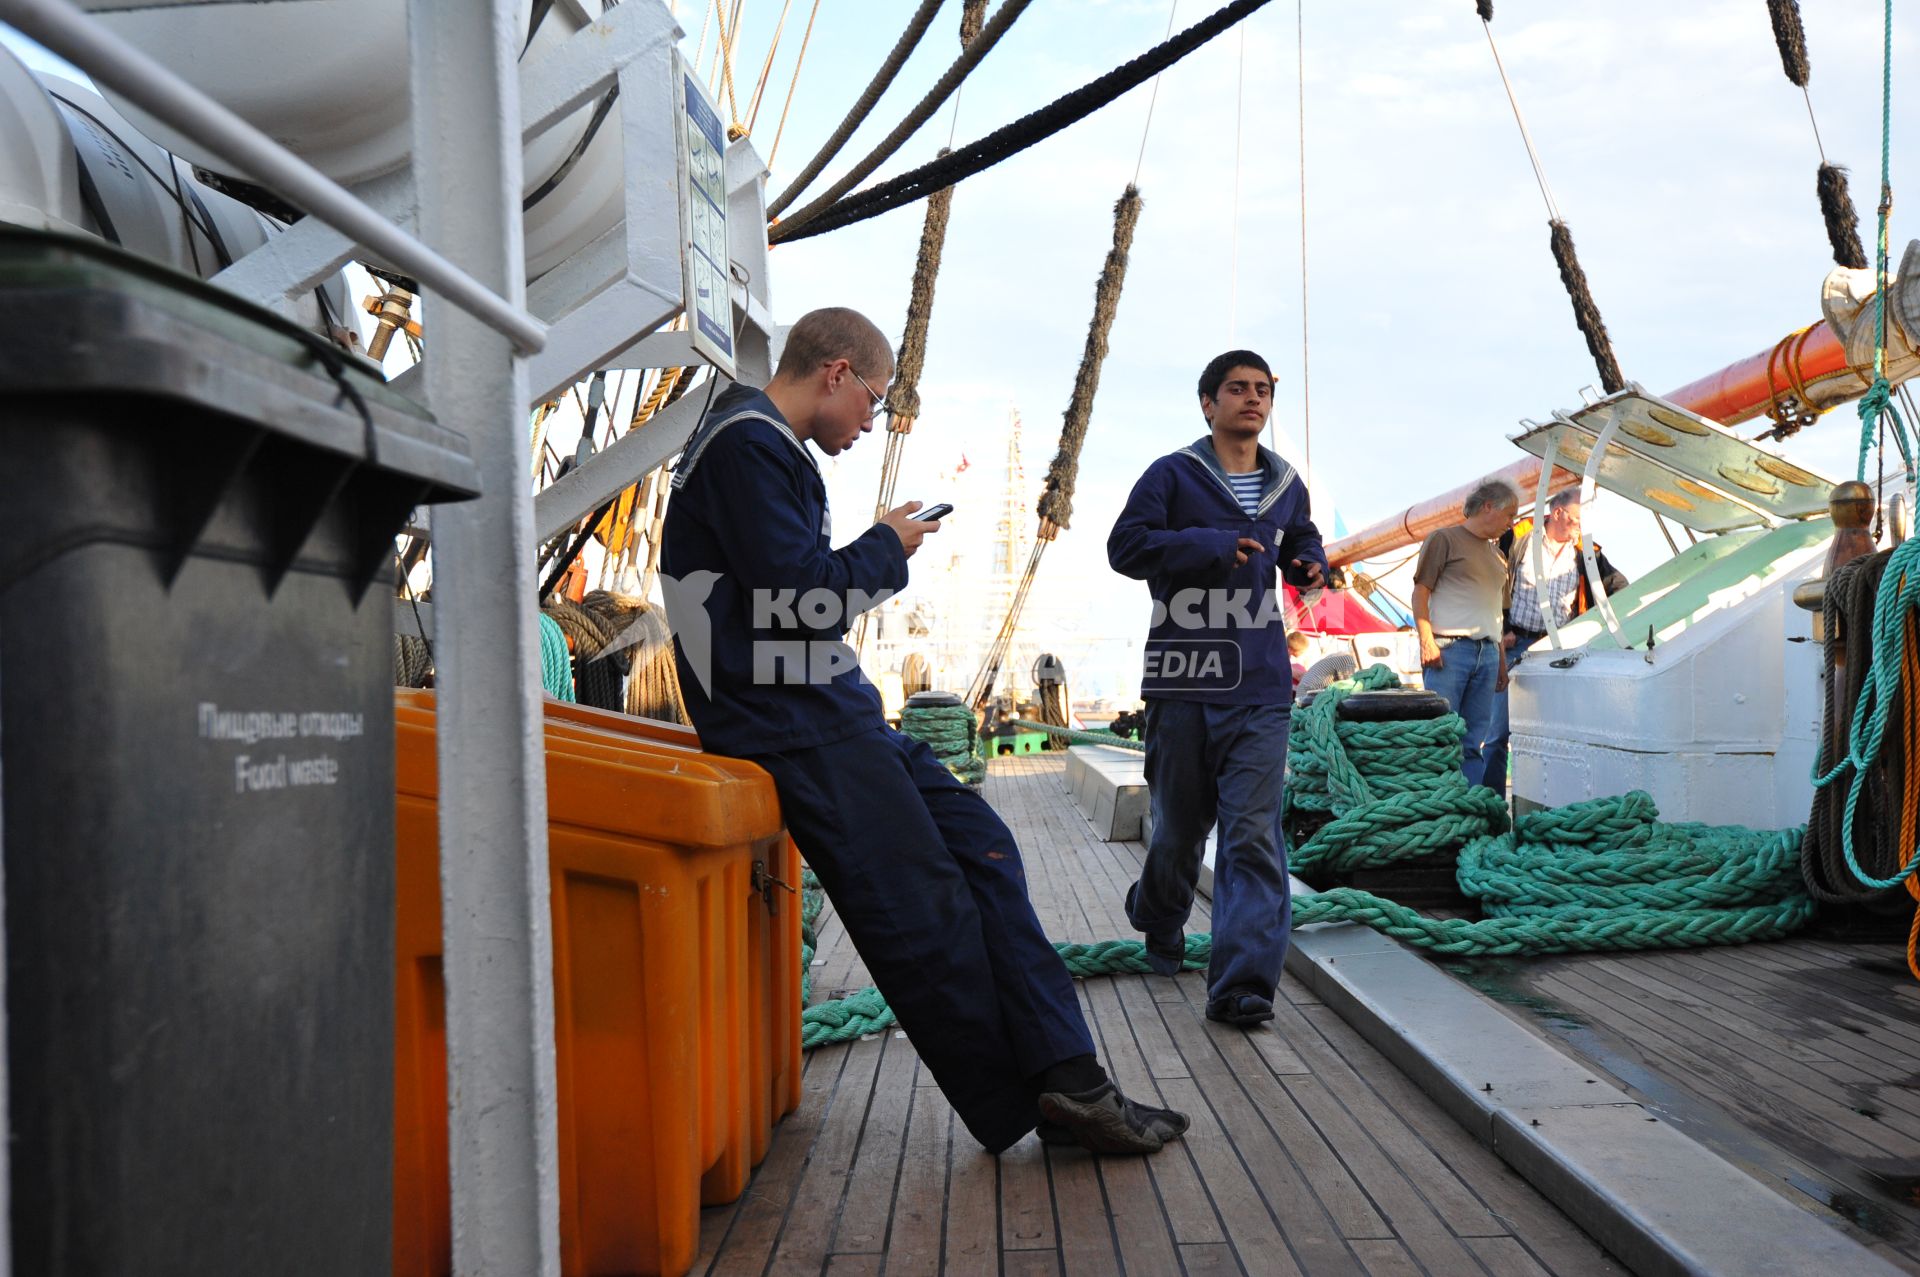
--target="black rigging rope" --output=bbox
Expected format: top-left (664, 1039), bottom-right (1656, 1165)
top-left (765, 0), bottom-right (946, 218)
top-left (772, 0), bottom-right (1274, 245)
top-left (773, 0), bottom-right (1035, 235)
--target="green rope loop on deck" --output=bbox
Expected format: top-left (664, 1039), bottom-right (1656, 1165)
top-left (1008, 719), bottom-right (1144, 751)
top-left (796, 670), bottom-right (1812, 1049)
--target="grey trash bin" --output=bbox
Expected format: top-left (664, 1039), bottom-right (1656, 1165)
top-left (0, 226), bottom-right (479, 1275)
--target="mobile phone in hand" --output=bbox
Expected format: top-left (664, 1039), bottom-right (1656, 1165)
top-left (912, 502), bottom-right (954, 521)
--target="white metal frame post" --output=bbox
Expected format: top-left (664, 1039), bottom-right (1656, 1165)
top-left (409, 1), bottom-right (559, 1272)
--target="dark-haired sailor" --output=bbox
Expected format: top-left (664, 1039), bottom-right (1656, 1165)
top-left (662, 306), bottom-right (1189, 1154)
top-left (1108, 349), bottom-right (1326, 1029)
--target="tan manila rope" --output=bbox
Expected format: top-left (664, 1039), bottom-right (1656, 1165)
top-left (850, 0), bottom-right (989, 660)
top-left (969, 185), bottom-right (1144, 710)
top-left (764, 0), bottom-right (823, 168)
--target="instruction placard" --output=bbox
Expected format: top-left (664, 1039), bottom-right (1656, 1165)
top-left (676, 50), bottom-right (737, 377)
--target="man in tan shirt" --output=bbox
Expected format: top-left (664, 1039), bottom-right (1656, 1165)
top-left (1411, 481), bottom-right (1518, 784)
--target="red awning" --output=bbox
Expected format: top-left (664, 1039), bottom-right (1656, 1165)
top-left (1284, 584), bottom-right (1397, 636)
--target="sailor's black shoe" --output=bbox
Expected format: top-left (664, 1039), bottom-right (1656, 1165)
top-left (1036, 1082), bottom-right (1187, 1154)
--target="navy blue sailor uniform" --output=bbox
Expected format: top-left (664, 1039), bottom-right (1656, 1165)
top-left (1108, 436), bottom-right (1326, 1012)
top-left (660, 383), bottom-right (1096, 1152)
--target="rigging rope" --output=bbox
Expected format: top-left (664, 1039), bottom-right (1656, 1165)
top-left (1853, 0), bottom-right (1915, 493)
top-left (1479, 9), bottom-right (1625, 394)
top-left (764, 0), bottom-right (822, 168)
top-left (772, 0), bottom-right (1028, 226)
top-left (772, 0), bottom-right (1273, 245)
top-left (969, 186), bottom-right (1143, 710)
top-left (1765, 0), bottom-right (1869, 269)
top-left (852, 5), bottom-right (985, 660)
top-left (766, 0), bottom-right (945, 217)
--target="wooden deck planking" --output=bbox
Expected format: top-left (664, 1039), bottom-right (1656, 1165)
top-left (1456, 937), bottom-right (1920, 1275)
top-left (696, 755), bottom-right (1620, 1275)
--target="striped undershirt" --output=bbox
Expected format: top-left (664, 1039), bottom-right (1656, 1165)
top-left (1225, 472), bottom-right (1263, 516)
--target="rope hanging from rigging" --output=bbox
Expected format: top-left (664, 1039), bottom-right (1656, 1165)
top-left (1853, 0), bottom-right (1914, 496)
top-left (765, 0), bottom-right (945, 217)
top-left (772, 0), bottom-right (1273, 245)
top-left (853, 2), bottom-right (985, 658)
top-left (1765, 0), bottom-right (1869, 270)
top-left (1479, 7), bottom-right (1626, 395)
top-left (772, 0), bottom-right (1035, 232)
top-left (968, 185), bottom-right (1143, 711)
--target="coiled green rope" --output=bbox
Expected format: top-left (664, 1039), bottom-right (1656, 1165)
top-left (1285, 664), bottom-right (1509, 875)
top-left (1811, 535), bottom-right (1920, 890)
top-left (538, 612), bottom-right (575, 702)
top-left (797, 668), bottom-right (1811, 1049)
top-left (900, 700), bottom-right (987, 784)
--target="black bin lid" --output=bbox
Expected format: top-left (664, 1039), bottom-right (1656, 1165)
top-left (0, 226), bottom-right (478, 503)
top-left (904, 691), bottom-right (963, 708)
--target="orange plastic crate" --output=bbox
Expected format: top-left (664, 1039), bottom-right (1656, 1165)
top-left (392, 693), bottom-right (791, 1277)
top-left (538, 702), bottom-right (804, 1154)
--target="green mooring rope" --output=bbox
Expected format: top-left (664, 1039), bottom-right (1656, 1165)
top-left (1284, 664), bottom-right (1509, 874)
top-left (1009, 719), bottom-right (1144, 751)
top-left (538, 612), bottom-right (575, 702)
top-left (796, 666), bottom-right (1811, 1049)
top-left (1811, 536), bottom-right (1920, 890)
top-left (1855, 0), bottom-right (1915, 488)
top-left (900, 700), bottom-right (987, 784)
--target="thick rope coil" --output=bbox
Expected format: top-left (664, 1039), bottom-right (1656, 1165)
top-left (900, 701), bottom-right (987, 785)
top-left (542, 599), bottom-right (624, 711)
top-left (1811, 540), bottom-right (1920, 896)
top-left (1284, 664), bottom-right (1509, 876)
top-left (394, 634), bottom-right (432, 689)
top-left (1036, 186), bottom-right (1142, 531)
top-left (537, 612), bottom-right (576, 702)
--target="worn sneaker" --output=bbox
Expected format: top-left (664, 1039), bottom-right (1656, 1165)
top-left (1037, 1094), bottom-right (1188, 1146)
top-left (1036, 1081), bottom-right (1176, 1154)
top-left (1204, 991), bottom-right (1275, 1028)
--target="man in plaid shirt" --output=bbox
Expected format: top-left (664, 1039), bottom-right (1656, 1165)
top-left (1481, 490), bottom-right (1627, 794)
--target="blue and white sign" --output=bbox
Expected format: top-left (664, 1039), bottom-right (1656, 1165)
top-left (676, 54), bottom-right (735, 375)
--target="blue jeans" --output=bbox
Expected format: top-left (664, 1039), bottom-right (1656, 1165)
top-left (1129, 700), bottom-right (1293, 1005)
top-left (1421, 636), bottom-right (1500, 786)
top-left (1481, 640), bottom-right (1537, 794)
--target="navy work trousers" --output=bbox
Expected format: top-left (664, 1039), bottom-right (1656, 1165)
top-left (750, 727), bottom-right (1095, 1152)
top-left (1129, 700), bottom-right (1294, 1004)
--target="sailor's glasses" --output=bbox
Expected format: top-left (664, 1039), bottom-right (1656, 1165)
top-left (851, 370), bottom-right (889, 420)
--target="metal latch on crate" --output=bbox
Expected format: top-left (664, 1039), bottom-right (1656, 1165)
top-left (752, 858), bottom-right (797, 914)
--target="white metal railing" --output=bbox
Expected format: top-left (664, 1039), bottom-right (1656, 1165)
top-left (0, 0), bottom-right (547, 354)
